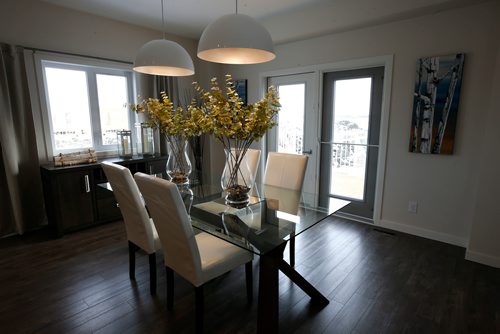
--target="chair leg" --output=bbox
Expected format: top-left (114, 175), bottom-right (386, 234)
top-left (245, 261), bottom-right (253, 303)
top-left (166, 266), bottom-right (174, 310)
top-left (195, 285), bottom-right (204, 334)
top-left (148, 253), bottom-right (157, 295)
top-left (128, 241), bottom-right (139, 280)
top-left (290, 232), bottom-right (295, 267)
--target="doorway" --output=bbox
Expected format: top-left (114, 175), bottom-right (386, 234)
top-left (267, 72), bottom-right (319, 194)
top-left (319, 67), bottom-right (384, 221)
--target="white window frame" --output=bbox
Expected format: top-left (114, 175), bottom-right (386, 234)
top-left (34, 52), bottom-right (137, 157)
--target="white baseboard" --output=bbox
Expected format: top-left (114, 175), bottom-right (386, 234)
top-left (465, 250), bottom-right (500, 268)
top-left (377, 219), bottom-right (468, 247)
top-left (334, 212), bottom-right (373, 225)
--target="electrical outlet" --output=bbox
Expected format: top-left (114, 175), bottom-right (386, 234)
top-left (408, 200), bottom-right (418, 214)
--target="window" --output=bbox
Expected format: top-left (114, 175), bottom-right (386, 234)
top-left (37, 56), bottom-right (135, 155)
top-left (276, 83), bottom-right (305, 155)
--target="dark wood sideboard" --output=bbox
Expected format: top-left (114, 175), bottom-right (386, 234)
top-left (40, 155), bottom-right (168, 237)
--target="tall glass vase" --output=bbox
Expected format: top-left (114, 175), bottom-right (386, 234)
top-left (221, 148), bottom-right (254, 205)
top-left (166, 135), bottom-right (192, 185)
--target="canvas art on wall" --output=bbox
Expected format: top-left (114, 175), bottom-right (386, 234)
top-left (234, 79), bottom-right (248, 105)
top-left (409, 53), bottom-right (465, 154)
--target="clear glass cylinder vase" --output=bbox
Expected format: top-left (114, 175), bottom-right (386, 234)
top-left (166, 136), bottom-right (192, 185)
top-left (221, 148), bottom-right (254, 205)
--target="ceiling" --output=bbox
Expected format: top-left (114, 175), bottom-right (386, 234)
top-left (40, 0), bottom-right (488, 44)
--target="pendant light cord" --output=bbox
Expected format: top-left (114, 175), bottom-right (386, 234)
top-left (235, 0), bottom-right (238, 14)
top-left (161, 0), bottom-right (166, 39)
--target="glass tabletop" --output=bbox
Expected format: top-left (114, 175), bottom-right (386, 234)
top-left (188, 183), bottom-right (350, 256)
top-left (98, 177), bottom-right (349, 256)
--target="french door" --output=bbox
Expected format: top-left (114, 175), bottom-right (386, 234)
top-left (267, 73), bottom-right (319, 194)
top-left (319, 67), bottom-right (384, 221)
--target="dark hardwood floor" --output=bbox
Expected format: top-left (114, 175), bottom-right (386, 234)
top-left (1, 217), bottom-right (499, 333)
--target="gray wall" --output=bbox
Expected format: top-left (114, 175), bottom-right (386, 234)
top-left (466, 40), bottom-right (500, 267)
top-left (0, 0), bottom-right (207, 96)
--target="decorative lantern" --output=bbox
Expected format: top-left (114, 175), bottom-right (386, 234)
top-left (141, 123), bottom-right (155, 156)
top-left (117, 130), bottom-right (133, 158)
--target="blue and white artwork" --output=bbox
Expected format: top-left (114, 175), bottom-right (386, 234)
top-left (234, 79), bottom-right (248, 105)
top-left (409, 53), bottom-right (465, 154)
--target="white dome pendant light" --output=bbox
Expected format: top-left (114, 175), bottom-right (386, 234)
top-left (134, 0), bottom-right (194, 76)
top-left (197, 0), bottom-right (275, 65)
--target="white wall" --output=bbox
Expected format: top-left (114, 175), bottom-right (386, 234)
top-left (466, 39), bottom-right (500, 268)
top-left (226, 1), bottom-right (500, 264)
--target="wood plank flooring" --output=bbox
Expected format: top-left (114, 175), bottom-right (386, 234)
top-left (0, 217), bottom-right (499, 333)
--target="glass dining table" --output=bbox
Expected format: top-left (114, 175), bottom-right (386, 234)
top-left (99, 178), bottom-right (349, 333)
top-left (184, 182), bottom-right (350, 333)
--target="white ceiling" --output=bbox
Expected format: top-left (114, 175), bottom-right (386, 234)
top-left (40, 0), bottom-right (487, 43)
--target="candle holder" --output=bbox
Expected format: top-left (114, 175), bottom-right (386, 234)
top-left (117, 130), bottom-right (133, 158)
top-left (140, 123), bottom-right (154, 156)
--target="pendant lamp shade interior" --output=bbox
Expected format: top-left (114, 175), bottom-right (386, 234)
top-left (133, 0), bottom-right (194, 76)
top-left (134, 39), bottom-right (194, 76)
top-left (197, 13), bottom-right (275, 65)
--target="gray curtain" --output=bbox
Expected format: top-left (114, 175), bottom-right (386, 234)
top-left (155, 76), bottom-right (179, 103)
top-left (0, 44), bottom-right (45, 236)
top-left (155, 76), bottom-right (180, 155)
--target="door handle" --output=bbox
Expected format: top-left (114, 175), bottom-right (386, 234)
top-left (302, 149), bottom-right (313, 155)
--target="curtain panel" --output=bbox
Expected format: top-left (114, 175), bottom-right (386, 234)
top-left (0, 43), bottom-right (45, 236)
top-left (155, 76), bottom-right (179, 156)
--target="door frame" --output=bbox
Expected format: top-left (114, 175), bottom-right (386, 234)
top-left (258, 55), bottom-right (394, 225)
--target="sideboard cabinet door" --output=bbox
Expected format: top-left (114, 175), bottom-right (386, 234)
top-left (56, 170), bottom-right (95, 231)
top-left (41, 167), bottom-right (95, 237)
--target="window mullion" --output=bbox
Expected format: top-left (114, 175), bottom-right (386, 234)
top-left (127, 72), bottom-right (137, 141)
top-left (87, 70), bottom-right (102, 149)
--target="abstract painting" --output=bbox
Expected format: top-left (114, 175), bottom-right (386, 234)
top-left (234, 79), bottom-right (248, 105)
top-left (409, 53), bottom-right (465, 154)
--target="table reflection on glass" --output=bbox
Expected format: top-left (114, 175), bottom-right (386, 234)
top-left (188, 183), bottom-right (349, 333)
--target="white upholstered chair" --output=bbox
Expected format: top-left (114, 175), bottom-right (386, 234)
top-left (101, 161), bottom-right (161, 294)
top-left (238, 148), bottom-right (261, 185)
top-left (263, 152), bottom-right (308, 267)
top-left (134, 172), bottom-right (253, 333)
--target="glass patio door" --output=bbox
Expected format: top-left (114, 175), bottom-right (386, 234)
top-left (267, 73), bottom-right (318, 194)
top-left (319, 67), bottom-right (384, 221)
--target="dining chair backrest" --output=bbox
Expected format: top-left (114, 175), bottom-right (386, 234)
top-left (101, 162), bottom-right (156, 253)
top-left (263, 152), bottom-right (308, 191)
top-left (238, 148), bottom-right (261, 185)
top-left (134, 172), bottom-right (203, 285)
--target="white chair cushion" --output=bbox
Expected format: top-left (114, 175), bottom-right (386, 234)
top-left (195, 232), bottom-right (253, 284)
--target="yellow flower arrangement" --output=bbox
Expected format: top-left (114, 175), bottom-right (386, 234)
top-left (132, 75), bottom-right (280, 146)
top-left (132, 92), bottom-right (204, 184)
top-left (192, 74), bottom-right (280, 202)
top-left (131, 75), bottom-right (280, 197)
top-left (192, 75), bottom-right (280, 145)
top-left (132, 92), bottom-right (204, 139)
